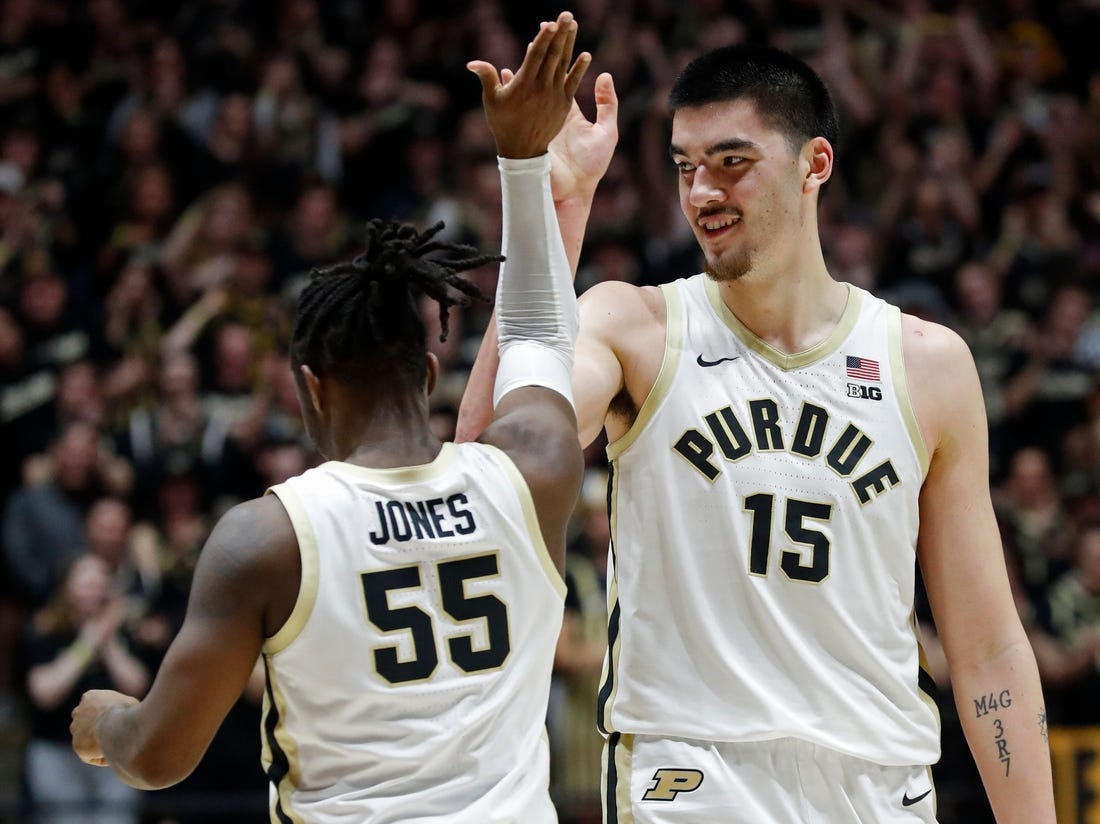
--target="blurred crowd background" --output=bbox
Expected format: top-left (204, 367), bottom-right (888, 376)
top-left (0, 0), bottom-right (1098, 822)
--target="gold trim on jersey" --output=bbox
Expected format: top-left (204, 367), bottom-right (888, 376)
top-left (925, 765), bottom-right (939, 818)
top-left (602, 732), bottom-right (636, 824)
top-left (597, 466), bottom-right (623, 734)
top-left (703, 277), bottom-right (863, 370)
top-left (598, 573), bottom-right (622, 727)
top-left (482, 444), bottom-right (567, 600)
top-left (887, 306), bottom-right (931, 478)
top-left (264, 483), bottom-right (320, 654)
top-left (321, 442), bottom-right (458, 485)
top-left (606, 282), bottom-right (684, 461)
top-left (261, 663), bottom-right (305, 824)
top-left (616, 733), bottom-right (635, 823)
top-left (912, 612), bottom-right (942, 730)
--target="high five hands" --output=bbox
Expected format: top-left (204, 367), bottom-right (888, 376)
top-left (467, 11), bottom-right (591, 159)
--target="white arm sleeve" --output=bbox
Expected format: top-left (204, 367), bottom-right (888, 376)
top-left (493, 154), bottom-right (579, 409)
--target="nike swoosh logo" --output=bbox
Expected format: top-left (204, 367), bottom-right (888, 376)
top-left (696, 354), bottom-right (741, 367)
top-left (902, 789), bottom-right (931, 807)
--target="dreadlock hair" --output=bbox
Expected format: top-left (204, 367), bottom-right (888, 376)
top-left (290, 219), bottom-right (498, 390)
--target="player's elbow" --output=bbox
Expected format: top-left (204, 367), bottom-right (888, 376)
top-left (948, 628), bottom-right (1034, 680)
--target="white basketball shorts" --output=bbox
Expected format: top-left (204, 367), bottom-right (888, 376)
top-left (602, 733), bottom-right (938, 823)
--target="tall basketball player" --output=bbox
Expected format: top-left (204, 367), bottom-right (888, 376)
top-left (71, 19), bottom-right (590, 823)
top-left (462, 18), bottom-right (1056, 824)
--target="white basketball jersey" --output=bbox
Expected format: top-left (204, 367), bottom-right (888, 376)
top-left (261, 442), bottom-right (565, 823)
top-left (598, 275), bottom-right (940, 766)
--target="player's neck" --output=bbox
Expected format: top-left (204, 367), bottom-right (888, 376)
top-left (325, 390), bottom-right (442, 469)
top-left (716, 247), bottom-right (848, 355)
top-left (340, 429), bottom-right (442, 470)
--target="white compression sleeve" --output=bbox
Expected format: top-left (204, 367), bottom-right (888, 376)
top-left (493, 154), bottom-right (578, 409)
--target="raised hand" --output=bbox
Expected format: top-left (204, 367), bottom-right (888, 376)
top-left (549, 72), bottom-right (618, 203)
top-left (495, 67), bottom-right (618, 203)
top-left (467, 11), bottom-right (591, 159)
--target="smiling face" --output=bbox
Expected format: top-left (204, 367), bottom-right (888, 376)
top-left (671, 99), bottom-right (822, 283)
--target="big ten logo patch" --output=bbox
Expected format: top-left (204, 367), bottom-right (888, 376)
top-left (1050, 727), bottom-right (1100, 824)
top-left (847, 383), bottom-right (882, 400)
top-left (642, 769), bottom-right (704, 801)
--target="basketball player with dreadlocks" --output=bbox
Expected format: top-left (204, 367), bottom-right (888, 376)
top-left (70, 18), bottom-right (590, 823)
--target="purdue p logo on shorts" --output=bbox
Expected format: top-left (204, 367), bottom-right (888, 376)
top-left (642, 768), bottom-right (704, 801)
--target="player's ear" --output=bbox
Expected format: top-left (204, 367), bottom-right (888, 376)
top-left (803, 136), bottom-right (833, 194)
top-left (425, 352), bottom-right (440, 397)
top-left (299, 363), bottom-right (324, 415)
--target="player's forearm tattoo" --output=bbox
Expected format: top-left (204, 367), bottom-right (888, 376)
top-left (973, 689), bottom-right (1012, 718)
top-left (992, 716), bottom-right (1011, 776)
top-left (1038, 708), bottom-right (1048, 743)
top-left (972, 690), bottom-right (1014, 777)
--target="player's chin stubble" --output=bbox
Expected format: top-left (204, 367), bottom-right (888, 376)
top-left (704, 246), bottom-right (752, 283)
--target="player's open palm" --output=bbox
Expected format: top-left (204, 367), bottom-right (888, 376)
top-left (468, 11), bottom-right (590, 159)
top-left (549, 72), bottom-right (618, 203)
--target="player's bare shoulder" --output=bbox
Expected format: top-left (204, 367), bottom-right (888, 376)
top-left (579, 280), bottom-right (666, 337)
top-left (579, 280), bottom-right (666, 368)
top-left (899, 312), bottom-right (984, 454)
top-left (899, 312), bottom-right (976, 387)
top-left (196, 494), bottom-right (301, 636)
top-left (209, 495), bottom-right (298, 564)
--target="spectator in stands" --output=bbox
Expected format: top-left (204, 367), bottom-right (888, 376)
top-left (267, 182), bottom-right (349, 291)
top-left (1040, 526), bottom-right (1100, 724)
top-left (84, 497), bottom-right (159, 608)
top-left (3, 421), bottom-right (130, 608)
top-left (1003, 284), bottom-right (1096, 457)
top-left (953, 260), bottom-right (1032, 471)
top-left (116, 352), bottom-right (226, 518)
top-left (22, 553), bottom-right (149, 824)
top-left (997, 447), bottom-right (1075, 607)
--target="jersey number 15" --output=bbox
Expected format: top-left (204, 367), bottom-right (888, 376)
top-left (743, 493), bottom-right (833, 583)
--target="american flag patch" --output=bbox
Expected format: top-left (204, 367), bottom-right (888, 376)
top-left (846, 355), bottom-right (880, 381)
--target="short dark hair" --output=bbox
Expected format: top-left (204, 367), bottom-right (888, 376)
top-left (290, 219), bottom-right (496, 388)
top-left (669, 44), bottom-right (839, 155)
